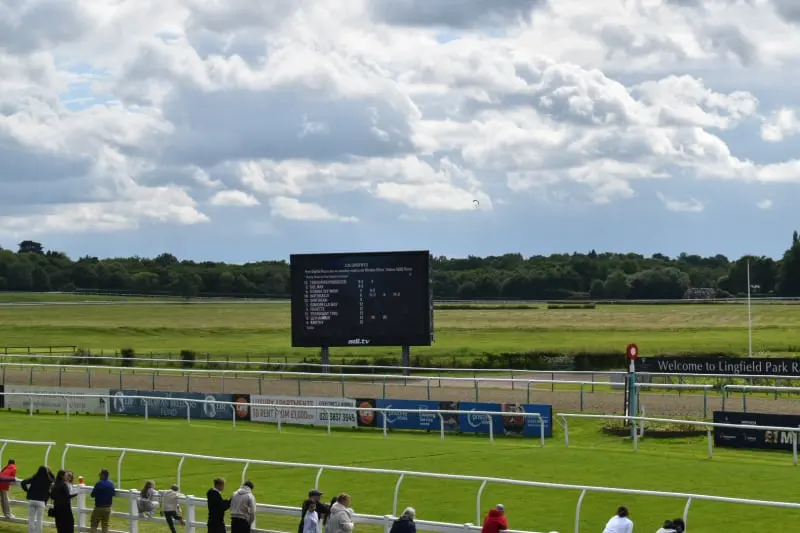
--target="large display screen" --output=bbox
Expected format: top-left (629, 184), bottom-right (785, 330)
top-left (290, 251), bottom-right (433, 347)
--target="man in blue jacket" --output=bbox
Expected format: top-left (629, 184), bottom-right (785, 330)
top-left (90, 469), bottom-right (116, 533)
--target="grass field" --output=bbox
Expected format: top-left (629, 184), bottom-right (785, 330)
top-left (2, 295), bottom-right (800, 360)
top-left (0, 413), bottom-right (798, 533)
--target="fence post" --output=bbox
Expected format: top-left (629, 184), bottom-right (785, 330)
top-left (703, 388), bottom-right (708, 419)
top-left (474, 380), bottom-right (479, 402)
top-left (743, 390), bottom-right (748, 413)
top-left (579, 385), bottom-right (584, 412)
top-left (551, 372), bottom-right (555, 392)
top-left (129, 491), bottom-right (139, 533)
top-left (526, 381), bottom-right (531, 404)
top-left (77, 488), bottom-right (87, 531)
top-left (488, 416), bottom-right (494, 445)
top-left (185, 497), bottom-right (196, 533)
top-left (707, 428), bottom-right (713, 459)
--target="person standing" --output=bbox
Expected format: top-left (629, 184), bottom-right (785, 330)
top-left (21, 466), bottom-right (54, 533)
top-left (0, 459), bottom-right (17, 519)
top-left (161, 484), bottom-right (187, 533)
top-left (390, 507), bottom-right (416, 533)
top-left (207, 478), bottom-right (231, 533)
top-left (302, 501), bottom-right (319, 533)
top-left (327, 494), bottom-right (354, 533)
top-left (50, 470), bottom-right (77, 533)
top-left (229, 481), bottom-right (256, 533)
top-left (299, 490), bottom-right (329, 533)
top-left (480, 504), bottom-right (508, 533)
top-left (602, 506), bottom-right (633, 533)
top-left (89, 469), bottom-right (115, 533)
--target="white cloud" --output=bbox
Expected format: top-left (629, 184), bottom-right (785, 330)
top-left (269, 197), bottom-right (357, 222)
top-left (2, 0), bottom-right (800, 244)
top-left (761, 108), bottom-right (800, 142)
top-left (757, 199), bottom-right (773, 210)
top-left (209, 189), bottom-right (260, 207)
top-left (657, 192), bottom-right (705, 213)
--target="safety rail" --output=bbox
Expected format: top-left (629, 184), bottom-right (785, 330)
top-left (4, 391), bottom-right (547, 446)
top-left (556, 413), bottom-right (800, 464)
top-left (0, 438), bottom-right (56, 467)
top-left (59, 443), bottom-right (800, 533)
top-left (634, 383), bottom-right (713, 418)
top-left (1, 486), bottom-right (552, 533)
top-left (721, 384), bottom-right (800, 412)
top-left (0, 362), bottom-right (610, 401)
top-left (0, 352), bottom-right (623, 377)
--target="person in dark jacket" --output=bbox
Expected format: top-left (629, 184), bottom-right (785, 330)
top-left (51, 470), bottom-right (77, 533)
top-left (21, 466), bottom-right (55, 533)
top-left (299, 489), bottom-right (330, 533)
top-left (207, 477), bottom-right (231, 533)
top-left (390, 507), bottom-right (416, 533)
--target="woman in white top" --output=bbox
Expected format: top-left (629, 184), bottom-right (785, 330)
top-left (602, 506), bottom-right (633, 533)
top-left (137, 480), bottom-right (160, 518)
top-left (303, 501), bottom-right (320, 533)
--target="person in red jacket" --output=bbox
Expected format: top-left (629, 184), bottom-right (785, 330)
top-left (0, 459), bottom-right (17, 519)
top-left (481, 504), bottom-right (508, 533)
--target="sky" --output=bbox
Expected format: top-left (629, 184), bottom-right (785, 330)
top-left (2, 0), bottom-right (800, 263)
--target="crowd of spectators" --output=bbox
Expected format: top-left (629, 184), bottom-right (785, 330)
top-left (0, 459), bottom-right (685, 533)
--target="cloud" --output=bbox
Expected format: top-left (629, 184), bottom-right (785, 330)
top-left (2, 0), bottom-right (800, 247)
top-left (209, 190), bottom-right (260, 207)
top-left (761, 108), bottom-right (800, 142)
top-left (368, 0), bottom-right (545, 28)
top-left (657, 192), bottom-right (705, 213)
top-left (269, 197), bottom-right (357, 222)
top-left (757, 199), bottom-right (773, 210)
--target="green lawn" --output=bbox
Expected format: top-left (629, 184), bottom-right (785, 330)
top-left (0, 413), bottom-right (799, 533)
top-left (2, 299), bottom-right (800, 360)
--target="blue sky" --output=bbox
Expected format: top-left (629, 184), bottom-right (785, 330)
top-left (2, 0), bottom-right (800, 263)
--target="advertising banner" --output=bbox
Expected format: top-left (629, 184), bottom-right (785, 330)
top-left (232, 394), bottom-right (251, 422)
top-left (375, 399), bottom-right (459, 431)
top-left (4, 386), bottom-right (109, 414)
top-left (458, 402), bottom-right (552, 437)
top-left (713, 411), bottom-right (800, 451)
top-left (250, 395), bottom-right (357, 427)
top-left (355, 399), bottom-right (377, 427)
top-left (635, 357), bottom-right (800, 377)
top-left (109, 390), bottom-right (235, 420)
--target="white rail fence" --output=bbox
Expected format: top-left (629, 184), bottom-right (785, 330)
top-left (721, 384), bottom-right (800, 412)
top-left (3, 392), bottom-right (548, 446)
top-left (59, 444), bottom-right (800, 533)
top-left (0, 353), bottom-right (624, 378)
top-left (556, 413), bottom-right (800, 464)
top-left (0, 363), bottom-right (734, 409)
top-left (1, 486), bottom-right (552, 533)
top-left (0, 438), bottom-right (56, 468)
top-left (0, 362), bottom-right (612, 402)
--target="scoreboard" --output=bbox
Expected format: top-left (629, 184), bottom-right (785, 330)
top-left (290, 251), bottom-right (434, 347)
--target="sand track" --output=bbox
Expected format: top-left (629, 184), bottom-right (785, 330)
top-left (3, 368), bottom-right (800, 418)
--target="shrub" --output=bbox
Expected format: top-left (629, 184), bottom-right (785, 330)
top-left (120, 348), bottom-right (135, 367)
top-left (180, 349), bottom-right (196, 369)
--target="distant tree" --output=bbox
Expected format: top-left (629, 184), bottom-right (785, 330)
top-left (18, 240), bottom-right (43, 255)
top-left (777, 233), bottom-right (800, 296)
top-left (604, 270), bottom-right (631, 299)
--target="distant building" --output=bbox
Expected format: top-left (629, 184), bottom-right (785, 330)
top-left (683, 288), bottom-right (717, 300)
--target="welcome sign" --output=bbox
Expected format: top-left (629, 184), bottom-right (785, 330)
top-left (634, 357), bottom-right (800, 377)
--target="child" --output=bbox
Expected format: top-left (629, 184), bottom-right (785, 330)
top-left (303, 501), bottom-right (319, 533)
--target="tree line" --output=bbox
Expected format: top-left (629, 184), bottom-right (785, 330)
top-left (2, 233), bottom-right (800, 300)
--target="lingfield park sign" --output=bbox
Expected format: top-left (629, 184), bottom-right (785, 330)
top-left (633, 357), bottom-right (800, 377)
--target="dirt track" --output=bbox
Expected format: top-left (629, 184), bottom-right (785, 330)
top-left (3, 368), bottom-right (800, 418)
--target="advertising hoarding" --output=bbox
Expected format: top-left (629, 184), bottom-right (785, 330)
top-left (250, 395), bottom-right (357, 427)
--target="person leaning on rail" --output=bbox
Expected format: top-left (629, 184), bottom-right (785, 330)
top-left (0, 459), bottom-right (18, 519)
top-left (21, 466), bottom-right (54, 533)
top-left (207, 477), bottom-right (231, 533)
top-left (229, 480), bottom-right (257, 533)
top-left (602, 506), bottom-right (633, 533)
